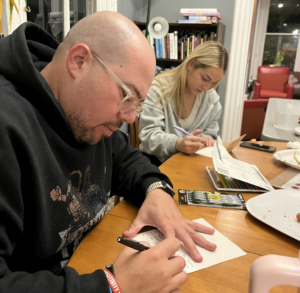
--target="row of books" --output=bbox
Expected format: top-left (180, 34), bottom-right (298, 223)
top-left (178, 16), bottom-right (218, 24)
top-left (178, 8), bottom-right (222, 24)
top-left (152, 31), bottom-right (217, 60)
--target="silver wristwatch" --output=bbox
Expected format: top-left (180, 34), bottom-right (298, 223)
top-left (146, 180), bottom-right (175, 196)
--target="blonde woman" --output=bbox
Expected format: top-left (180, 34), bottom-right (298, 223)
top-left (139, 41), bottom-right (229, 165)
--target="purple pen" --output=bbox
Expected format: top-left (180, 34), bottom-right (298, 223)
top-left (174, 126), bottom-right (208, 146)
top-left (174, 126), bottom-right (193, 136)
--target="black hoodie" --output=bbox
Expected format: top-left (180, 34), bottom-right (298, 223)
top-left (0, 22), bottom-right (172, 293)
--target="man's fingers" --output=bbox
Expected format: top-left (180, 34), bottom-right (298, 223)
top-left (167, 255), bottom-right (186, 275)
top-left (159, 222), bottom-right (176, 239)
top-left (175, 228), bottom-right (203, 262)
top-left (187, 229), bottom-right (217, 252)
top-left (183, 221), bottom-right (217, 252)
top-left (170, 289), bottom-right (182, 293)
top-left (140, 241), bottom-right (151, 248)
top-left (170, 271), bottom-right (188, 291)
top-left (154, 237), bottom-right (181, 258)
top-left (185, 219), bottom-right (215, 235)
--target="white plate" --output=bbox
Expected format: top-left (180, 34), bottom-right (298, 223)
top-left (295, 127), bottom-right (300, 135)
top-left (246, 190), bottom-right (300, 241)
top-left (273, 149), bottom-right (300, 170)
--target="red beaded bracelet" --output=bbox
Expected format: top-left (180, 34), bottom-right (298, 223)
top-left (104, 269), bottom-right (122, 293)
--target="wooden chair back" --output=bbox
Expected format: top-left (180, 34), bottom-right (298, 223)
top-left (129, 116), bottom-right (141, 149)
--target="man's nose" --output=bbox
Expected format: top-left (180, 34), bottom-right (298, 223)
top-left (119, 109), bottom-right (136, 124)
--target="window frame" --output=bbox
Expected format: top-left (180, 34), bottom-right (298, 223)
top-left (250, 0), bottom-right (300, 83)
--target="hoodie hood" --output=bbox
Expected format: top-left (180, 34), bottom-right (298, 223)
top-left (0, 22), bottom-right (58, 90)
top-left (0, 22), bottom-right (80, 144)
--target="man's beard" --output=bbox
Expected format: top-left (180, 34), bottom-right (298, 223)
top-left (67, 112), bottom-right (123, 145)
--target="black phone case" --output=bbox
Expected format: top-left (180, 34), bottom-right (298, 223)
top-left (240, 142), bottom-right (276, 153)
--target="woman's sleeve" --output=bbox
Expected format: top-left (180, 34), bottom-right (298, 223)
top-left (139, 85), bottom-right (179, 161)
top-left (201, 102), bottom-right (222, 140)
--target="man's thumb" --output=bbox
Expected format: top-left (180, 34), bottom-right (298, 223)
top-left (122, 221), bottom-right (144, 238)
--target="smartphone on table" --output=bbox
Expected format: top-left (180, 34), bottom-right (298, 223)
top-left (240, 141), bottom-right (276, 153)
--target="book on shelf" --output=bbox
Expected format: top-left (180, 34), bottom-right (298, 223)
top-left (174, 31), bottom-right (178, 60)
top-left (180, 8), bottom-right (220, 14)
top-left (155, 39), bottom-right (159, 58)
top-left (152, 30), bottom-right (218, 61)
top-left (162, 37), bottom-right (166, 59)
top-left (147, 34), bottom-right (155, 52)
top-left (177, 19), bottom-right (216, 24)
top-left (166, 34), bottom-right (170, 59)
top-left (180, 39), bottom-right (183, 59)
top-left (186, 36), bottom-right (190, 57)
top-left (182, 13), bottom-right (222, 19)
top-left (189, 36), bottom-right (193, 55)
top-left (169, 33), bottom-right (175, 59)
top-left (189, 16), bottom-right (218, 23)
top-left (158, 39), bottom-right (163, 58)
top-left (193, 36), bottom-right (197, 50)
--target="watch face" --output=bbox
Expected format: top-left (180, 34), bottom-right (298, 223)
top-left (166, 183), bottom-right (174, 192)
top-left (162, 181), bottom-right (175, 195)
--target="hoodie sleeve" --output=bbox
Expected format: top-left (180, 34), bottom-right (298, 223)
top-left (198, 91), bottom-right (222, 140)
top-left (138, 85), bottom-right (179, 162)
top-left (200, 106), bottom-right (222, 140)
top-left (0, 112), bottom-right (110, 293)
top-left (110, 130), bottom-right (173, 206)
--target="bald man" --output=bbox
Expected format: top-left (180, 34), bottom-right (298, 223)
top-left (0, 12), bottom-right (216, 293)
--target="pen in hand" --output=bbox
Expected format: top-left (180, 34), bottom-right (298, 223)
top-left (174, 126), bottom-right (208, 146)
top-left (117, 237), bottom-right (150, 251)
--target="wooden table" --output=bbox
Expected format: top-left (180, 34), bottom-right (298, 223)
top-left (68, 142), bottom-right (299, 293)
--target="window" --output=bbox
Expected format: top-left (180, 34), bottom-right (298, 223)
top-left (26, 0), bottom-right (117, 42)
top-left (262, 0), bottom-right (300, 70)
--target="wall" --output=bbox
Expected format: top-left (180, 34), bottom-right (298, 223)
top-left (118, 0), bottom-right (236, 134)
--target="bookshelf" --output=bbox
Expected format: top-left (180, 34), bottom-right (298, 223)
top-left (134, 21), bottom-right (226, 68)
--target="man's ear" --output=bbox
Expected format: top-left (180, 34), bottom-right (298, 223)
top-left (66, 44), bottom-right (93, 79)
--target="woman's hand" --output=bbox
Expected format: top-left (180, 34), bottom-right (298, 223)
top-left (175, 129), bottom-right (215, 154)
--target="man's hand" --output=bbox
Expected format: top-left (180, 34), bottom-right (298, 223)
top-left (114, 238), bottom-right (187, 293)
top-left (175, 130), bottom-right (215, 154)
top-left (123, 189), bottom-right (217, 262)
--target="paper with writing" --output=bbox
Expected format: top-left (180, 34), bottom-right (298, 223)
top-left (195, 134), bottom-right (246, 158)
top-left (213, 137), bottom-right (274, 191)
top-left (133, 218), bottom-right (246, 274)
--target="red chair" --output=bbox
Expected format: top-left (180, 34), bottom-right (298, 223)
top-left (253, 66), bottom-right (294, 100)
top-left (241, 99), bottom-right (269, 141)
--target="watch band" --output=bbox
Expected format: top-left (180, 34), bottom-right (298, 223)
top-left (146, 181), bottom-right (175, 196)
top-left (146, 181), bottom-right (165, 196)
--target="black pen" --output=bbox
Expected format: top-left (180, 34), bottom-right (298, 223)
top-left (117, 237), bottom-right (150, 251)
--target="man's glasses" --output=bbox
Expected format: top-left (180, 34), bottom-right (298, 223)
top-left (91, 52), bottom-right (142, 116)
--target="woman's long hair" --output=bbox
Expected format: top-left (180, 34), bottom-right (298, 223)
top-left (153, 41), bottom-right (229, 118)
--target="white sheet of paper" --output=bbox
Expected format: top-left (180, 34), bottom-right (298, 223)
top-left (213, 136), bottom-right (274, 191)
top-left (195, 147), bottom-right (214, 158)
top-left (133, 218), bottom-right (246, 274)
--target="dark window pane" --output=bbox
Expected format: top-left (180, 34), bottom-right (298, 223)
top-left (267, 0), bottom-right (300, 33)
top-left (26, 0), bottom-right (94, 43)
top-left (262, 34), bottom-right (298, 70)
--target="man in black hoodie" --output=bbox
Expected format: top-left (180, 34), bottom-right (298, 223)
top-left (0, 11), bottom-right (216, 293)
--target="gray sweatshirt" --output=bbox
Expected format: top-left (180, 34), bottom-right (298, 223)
top-left (139, 82), bottom-right (222, 163)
